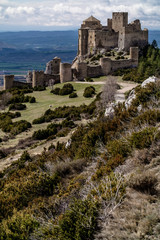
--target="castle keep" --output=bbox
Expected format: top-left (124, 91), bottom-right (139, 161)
top-left (78, 12), bottom-right (148, 56)
top-left (3, 12), bottom-right (148, 90)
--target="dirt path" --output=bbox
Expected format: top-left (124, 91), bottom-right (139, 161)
top-left (115, 81), bottom-right (137, 103)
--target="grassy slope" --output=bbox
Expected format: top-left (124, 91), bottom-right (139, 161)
top-left (0, 82), bottom-right (102, 150)
top-left (17, 82), bottom-right (102, 123)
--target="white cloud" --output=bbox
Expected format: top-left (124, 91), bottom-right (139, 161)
top-left (0, 0), bottom-right (160, 30)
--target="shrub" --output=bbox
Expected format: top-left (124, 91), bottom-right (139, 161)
top-left (10, 120), bottom-right (32, 135)
top-left (83, 86), bottom-right (96, 98)
top-left (69, 92), bottom-right (78, 98)
top-left (117, 51), bottom-right (123, 56)
top-left (132, 110), bottom-right (160, 127)
top-left (90, 54), bottom-right (102, 61)
top-left (129, 127), bottom-right (157, 149)
top-left (128, 172), bottom-right (158, 195)
top-left (0, 172), bottom-right (60, 219)
top-left (0, 210), bottom-right (39, 240)
top-left (0, 150), bottom-right (6, 159)
top-left (85, 77), bottom-right (94, 82)
top-left (107, 139), bottom-right (131, 158)
top-left (59, 87), bottom-right (73, 95)
top-left (1, 119), bottom-right (31, 135)
top-left (32, 116), bottom-right (45, 124)
top-left (33, 86), bottom-right (46, 91)
top-left (63, 83), bottom-right (74, 91)
top-left (9, 103), bottom-right (26, 111)
top-left (54, 198), bottom-right (99, 240)
top-left (115, 56), bottom-right (120, 60)
top-left (29, 96), bottom-right (36, 103)
top-left (51, 87), bottom-right (60, 95)
top-left (32, 123), bottom-right (61, 140)
top-left (62, 119), bottom-right (76, 128)
top-left (51, 84), bottom-right (74, 96)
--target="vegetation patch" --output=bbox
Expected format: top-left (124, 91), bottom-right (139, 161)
top-left (83, 86), bottom-right (96, 98)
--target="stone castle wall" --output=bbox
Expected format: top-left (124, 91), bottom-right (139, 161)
top-left (119, 28), bottom-right (148, 51)
top-left (87, 65), bottom-right (102, 77)
top-left (87, 30), bottom-right (118, 54)
top-left (3, 75), bottom-right (31, 90)
top-left (32, 71), bottom-right (60, 87)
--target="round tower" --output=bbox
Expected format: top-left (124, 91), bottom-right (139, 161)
top-left (60, 63), bottom-right (72, 83)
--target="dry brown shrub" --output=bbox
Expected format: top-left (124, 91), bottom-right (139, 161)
top-left (128, 171), bottom-right (158, 195)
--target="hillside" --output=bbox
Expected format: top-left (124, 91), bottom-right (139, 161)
top-left (0, 75), bottom-right (160, 239)
top-left (0, 43), bottom-right (160, 239)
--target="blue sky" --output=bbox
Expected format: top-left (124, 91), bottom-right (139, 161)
top-left (0, 0), bottom-right (159, 31)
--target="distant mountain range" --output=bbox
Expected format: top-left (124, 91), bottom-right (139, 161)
top-left (0, 31), bottom-right (78, 50)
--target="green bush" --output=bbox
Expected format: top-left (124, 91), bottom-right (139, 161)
top-left (32, 116), bottom-right (45, 124)
top-left (54, 198), bottom-right (99, 240)
top-left (69, 92), bottom-right (78, 98)
top-left (132, 110), bottom-right (160, 126)
top-left (9, 103), bottom-right (26, 111)
top-left (0, 210), bottom-right (39, 240)
top-left (59, 87), bottom-right (73, 95)
top-left (33, 86), bottom-right (46, 91)
top-left (32, 123), bottom-right (61, 140)
top-left (1, 119), bottom-right (31, 135)
top-left (29, 96), bottom-right (36, 103)
top-left (85, 77), bottom-right (94, 82)
top-left (62, 119), bottom-right (76, 128)
top-left (129, 127), bottom-right (157, 149)
top-left (51, 87), bottom-right (60, 95)
top-left (51, 84), bottom-right (74, 96)
top-left (107, 139), bottom-right (131, 158)
top-left (0, 172), bottom-right (60, 219)
top-left (83, 86), bottom-right (96, 98)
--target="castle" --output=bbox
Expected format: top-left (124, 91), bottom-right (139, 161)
top-left (78, 12), bottom-right (148, 55)
top-left (3, 12), bottom-right (148, 90)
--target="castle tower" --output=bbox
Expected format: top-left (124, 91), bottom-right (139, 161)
top-left (3, 75), bottom-right (14, 90)
top-left (112, 12), bottom-right (128, 32)
top-left (45, 57), bottom-right (61, 75)
top-left (32, 71), bottom-right (45, 88)
top-left (78, 16), bottom-right (102, 56)
top-left (78, 29), bottom-right (88, 56)
top-left (60, 63), bottom-right (72, 83)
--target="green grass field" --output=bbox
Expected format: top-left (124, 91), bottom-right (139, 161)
top-left (16, 82), bottom-right (103, 123)
top-left (0, 82), bottom-right (102, 151)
